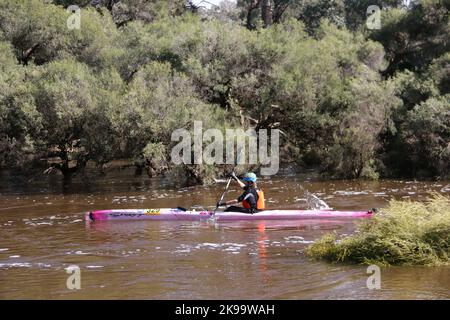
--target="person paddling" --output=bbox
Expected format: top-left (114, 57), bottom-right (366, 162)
top-left (217, 172), bottom-right (265, 214)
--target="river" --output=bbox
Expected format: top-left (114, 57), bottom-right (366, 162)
top-left (0, 171), bottom-right (449, 299)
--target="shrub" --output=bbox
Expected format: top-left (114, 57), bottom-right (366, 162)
top-left (306, 194), bottom-right (450, 265)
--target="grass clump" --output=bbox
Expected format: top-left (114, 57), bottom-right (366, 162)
top-left (306, 193), bottom-right (450, 266)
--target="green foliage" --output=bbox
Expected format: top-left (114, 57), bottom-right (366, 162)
top-left (52, 0), bottom-right (188, 23)
top-left (259, 21), bottom-right (400, 178)
top-left (399, 97), bottom-right (450, 177)
top-left (143, 142), bottom-right (166, 162)
top-left (0, 0), bottom-right (67, 64)
top-left (370, 3), bottom-right (449, 76)
top-left (0, 0), bottom-right (448, 183)
top-left (306, 194), bottom-right (450, 265)
top-left (295, 0), bottom-right (347, 32)
top-left (382, 51), bottom-right (450, 178)
top-left (113, 61), bottom-right (225, 158)
top-left (30, 59), bottom-right (101, 157)
top-left (427, 53), bottom-right (450, 96)
top-left (0, 41), bottom-right (39, 166)
top-left (0, 0), bottom-right (119, 69)
top-left (114, 14), bottom-right (202, 80)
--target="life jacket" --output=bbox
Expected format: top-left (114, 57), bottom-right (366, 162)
top-left (257, 189), bottom-right (265, 209)
top-left (242, 189), bottom-right (265, 210)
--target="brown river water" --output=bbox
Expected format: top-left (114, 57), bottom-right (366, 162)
top-left (0, 171), bottom-right (449, 299)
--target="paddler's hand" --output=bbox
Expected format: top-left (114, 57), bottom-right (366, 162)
top-left (230, 172), bottom-right (238, 181)
top-left (217, 201), bottom-right (226, 207)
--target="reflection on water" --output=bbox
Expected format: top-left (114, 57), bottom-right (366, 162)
top-left (0, 172), bottom-right (449, 299)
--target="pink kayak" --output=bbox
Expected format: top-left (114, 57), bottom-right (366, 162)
top-left (86, 208), bottom-right (374, 221)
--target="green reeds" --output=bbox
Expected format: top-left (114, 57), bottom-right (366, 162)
top-left (306, 193), bottom-right (450, 265)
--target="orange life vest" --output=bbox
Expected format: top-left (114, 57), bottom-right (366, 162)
top-left (242, 189), bottom-right (265, 210)
top-left (257, 189), bottom-right (265, 209)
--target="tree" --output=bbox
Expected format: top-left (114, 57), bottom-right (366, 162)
top-left (0, 42), bottom-right (40, 167)
top-left (112, 61), bottom-right (226, 179)
top-left (401, 97), bottom-right (450, 177)
top-left (238, 0), bottom-right (294, 29)
top-left (30, 60), bottom-right (101, 179)
top-left (53, 0), bottom-right (188, 26)
top-left (0, 0), bottom-right (119, 69)
top-left (370, 2), bottom-right (449, 77)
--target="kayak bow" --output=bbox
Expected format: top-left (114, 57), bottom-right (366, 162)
top-left (86, 208), bottom-right (373, 221)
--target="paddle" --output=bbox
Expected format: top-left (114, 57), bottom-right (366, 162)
top-left (212, 173), bottom-right (233, 216)
top-left (212, 146), bottom-right (242, 217)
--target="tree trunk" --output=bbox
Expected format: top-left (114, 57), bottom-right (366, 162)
top-left (246, 7), bottom-right (253, 29)
top-left (261, 0), bottom-right (273, 27)
top-left (246, 0), bottom-right (261, 30)
top-left (272, 1), bottom-right (290, 24)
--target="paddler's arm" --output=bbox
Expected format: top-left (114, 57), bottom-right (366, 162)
top-left (231, 172), bottom-right (245, 189)
top-left (224, 199), bottom-right (238, 206)
top-left (218, 191), bottom-right (244, 207)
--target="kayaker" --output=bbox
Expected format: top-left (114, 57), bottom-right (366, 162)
top-left (217, 172), bottom-right (265, 214)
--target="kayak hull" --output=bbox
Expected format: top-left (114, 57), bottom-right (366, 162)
top-left (85, 208), bottom-right (373, 221)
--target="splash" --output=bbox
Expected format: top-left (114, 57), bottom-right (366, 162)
top-left (305, 191), bottom-right (332, 210)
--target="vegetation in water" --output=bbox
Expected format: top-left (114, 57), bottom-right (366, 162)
top-left (0, 0), bottom-right (449, 184)
top-left (306, 193), bottom-right (450, 266)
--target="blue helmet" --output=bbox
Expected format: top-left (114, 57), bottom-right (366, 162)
top-left (242, 172), bottom-right (257, 182)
